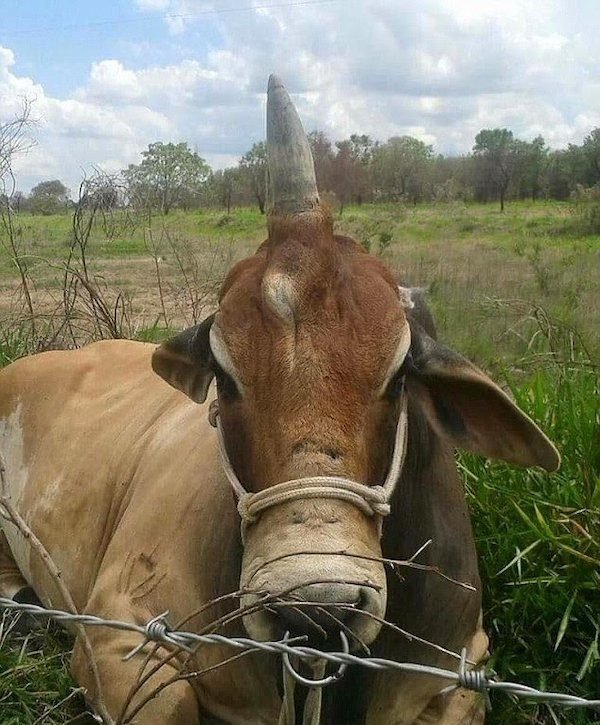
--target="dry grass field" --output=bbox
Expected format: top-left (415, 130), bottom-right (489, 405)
top-left (0, 199), bottom-right (598, 724)
top-left (1, 199), bottom-right (597, 363)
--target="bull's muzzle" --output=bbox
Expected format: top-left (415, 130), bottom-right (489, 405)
top-left (239, 520), bottom-right (388, 649)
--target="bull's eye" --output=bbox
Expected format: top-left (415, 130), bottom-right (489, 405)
top-left (209, 325), bottom-right (243, 399)
top-left (379, 327), bottom-right (411, 398)
top-left (384, 351), bottom-right (413, 399)
top-left (385, 370), bottom-right (405, 399)
top-left (213, 360), bottom-right (239, 401)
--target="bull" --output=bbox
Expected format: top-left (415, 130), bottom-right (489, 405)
top-left (0, 75), bottom-right (559, 724)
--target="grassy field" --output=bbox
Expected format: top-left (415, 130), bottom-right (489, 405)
top-left (0, 200), bottom-right (598, 723)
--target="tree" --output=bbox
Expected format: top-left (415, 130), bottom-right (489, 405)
top-left (29, 179), bottom-right (70, 215)
top-left (511, 136), bottom-right (548, 201)
top-left (372, 136), bottom-right (434, 203)
top-left (581, 128), bottom-right (600, 187)
top-left (347, 134), bottom-right (377, 166)
top-left (124, 142), bottom-right (210, 214)
top-left (209, 168), bottom-right (239, 213)
top-left (329, 140), bottom-right (362, 213)
top-left (339, 134), bottom-right (377, 204)
top-left (472, 129), bottom-right (518, 211)
top-left (542, 150), bottom-right (572, 200)
top-left (308, 131), bottom-right (335, 193)
top-left (239, 141), bottom-right (267, 214)
top-left (11, 190), bottom-right (26, 213)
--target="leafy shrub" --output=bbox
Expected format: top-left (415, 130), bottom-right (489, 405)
top-left (569, 184), bottom-right (600, 234)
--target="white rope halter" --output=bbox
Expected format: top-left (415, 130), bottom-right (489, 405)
top-left (210, 391), bottom-right (408, 542)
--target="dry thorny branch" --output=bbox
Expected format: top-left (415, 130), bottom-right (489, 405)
top-left (0, 98), bottom-right (36, 187)
top-left (0, 100), bottom-right (37, 335)
top-left (115, 555), bottom-right (475, 722)
top-left (61, 171), bottom-right (140, 344)
top-left (483, 297), bottom-right (596, 369)
top-left (0, 168), bottom-right (234, 359)
top-left (144, 224), bottom-right (230, 328)
top-left (0, 452), bottom-right (114, 725)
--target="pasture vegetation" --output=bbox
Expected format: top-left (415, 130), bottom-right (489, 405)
top-left (0, 200), bottom-right (598, 724)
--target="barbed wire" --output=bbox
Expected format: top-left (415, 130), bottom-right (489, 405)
top-left (1, 597), bottom-right (598, 713)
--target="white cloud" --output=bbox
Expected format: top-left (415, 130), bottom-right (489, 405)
top-left (1, 0), bottom-right (600, 192)
top-left (0, 46), bottom-right (15, 68)
top-left (136, 0), bottom-right (170, 10)
top-left (87, 60), bottom-right (142, 104)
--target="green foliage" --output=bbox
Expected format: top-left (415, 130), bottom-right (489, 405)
top-left (27, 179), bottom-right (70, 216)
top-left (464, 360), bottom-right (599, 723)
top-left (0, 322), bottom-right (33, 366)
top-left (134, 323), bottom-right (179, 343)
top-left (124, 141), bottom-right (211, 215)
top-left (0, 615), bottom-right (95, 723)
top-left (372, 135), bottom-right (434, 203)
top-left (569, 184), bottom-right (600, 235)
top-left (239, 141), bottom-right (267, 214)
top-left (579, 129), bottom-right (600, 188)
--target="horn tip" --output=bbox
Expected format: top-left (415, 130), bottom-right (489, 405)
top-left (268, 74), bottom-right (285, 93)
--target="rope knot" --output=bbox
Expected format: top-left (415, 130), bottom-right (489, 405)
top-left (237, 493), bottom-right (257, 525)
top-left (367, 485), bottom-right (391, 517)
top-left (214, 393), bottom-right (408, 541)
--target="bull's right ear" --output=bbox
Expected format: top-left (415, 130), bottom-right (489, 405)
top-left (151, 314), bottom-right (215, 404)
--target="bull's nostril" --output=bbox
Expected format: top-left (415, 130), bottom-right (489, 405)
top-left (291, 440), bottom-right (342, 460)
top-left (357, 587), bottom-right (369, 611)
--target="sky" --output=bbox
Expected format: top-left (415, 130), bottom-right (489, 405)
top-left (1, 0), bottom-right (599, 194)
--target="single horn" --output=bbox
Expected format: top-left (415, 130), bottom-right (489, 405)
top-left (266, 74), bottom-right (319, 215)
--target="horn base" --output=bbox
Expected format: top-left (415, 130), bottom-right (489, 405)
top-left (267, 205), bottom-right (334, 246)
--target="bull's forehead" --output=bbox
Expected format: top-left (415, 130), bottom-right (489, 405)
top-left (215, 240), bottom-right (408, 396)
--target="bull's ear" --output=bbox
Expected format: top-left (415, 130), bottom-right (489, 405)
top-left (151, 314), bottom-right (215, 404)
top-left (407, 323), bottom-right (560, 472)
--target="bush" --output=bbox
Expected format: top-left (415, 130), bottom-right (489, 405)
top-left (569, 184), bottom-right (600, 234)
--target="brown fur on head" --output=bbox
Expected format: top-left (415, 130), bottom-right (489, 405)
top-left (215, 208), bottom-right (407, 493)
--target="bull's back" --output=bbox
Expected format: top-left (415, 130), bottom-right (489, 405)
top-left (0, 340), bottom-right (215, 609)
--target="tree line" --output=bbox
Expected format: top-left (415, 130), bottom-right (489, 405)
top-left (9, 127), bottom-right (600, 215)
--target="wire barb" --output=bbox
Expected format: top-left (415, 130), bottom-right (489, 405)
top-left (123, 611), bottom-right (177, 661)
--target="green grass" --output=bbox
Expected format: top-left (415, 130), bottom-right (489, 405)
top-left (0, 201), bottom-right (598, 722)
top-left (464, 361), bottom-right (599, 724)
top-left (0, 616), bottom-right (95, 724)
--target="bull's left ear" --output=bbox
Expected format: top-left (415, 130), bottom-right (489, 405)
top-left (151, 314), bottom-right (215, 404)
top-left (407, 324), bottom-right (560, 472)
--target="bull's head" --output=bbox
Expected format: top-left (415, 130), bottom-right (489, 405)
top-left (152, 76), bottom-right (559, 649)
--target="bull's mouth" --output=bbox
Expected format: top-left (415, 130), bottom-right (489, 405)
top-left (240, 577), bottom-right (386, 651)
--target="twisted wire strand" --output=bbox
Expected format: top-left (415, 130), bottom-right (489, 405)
top-left (0, 597), bottom-right (598, 711)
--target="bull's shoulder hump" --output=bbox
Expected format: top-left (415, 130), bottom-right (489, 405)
top-left (0, 340), bottom-right (159, 406)
top-left (1, 339), bottom-right (155, 375)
